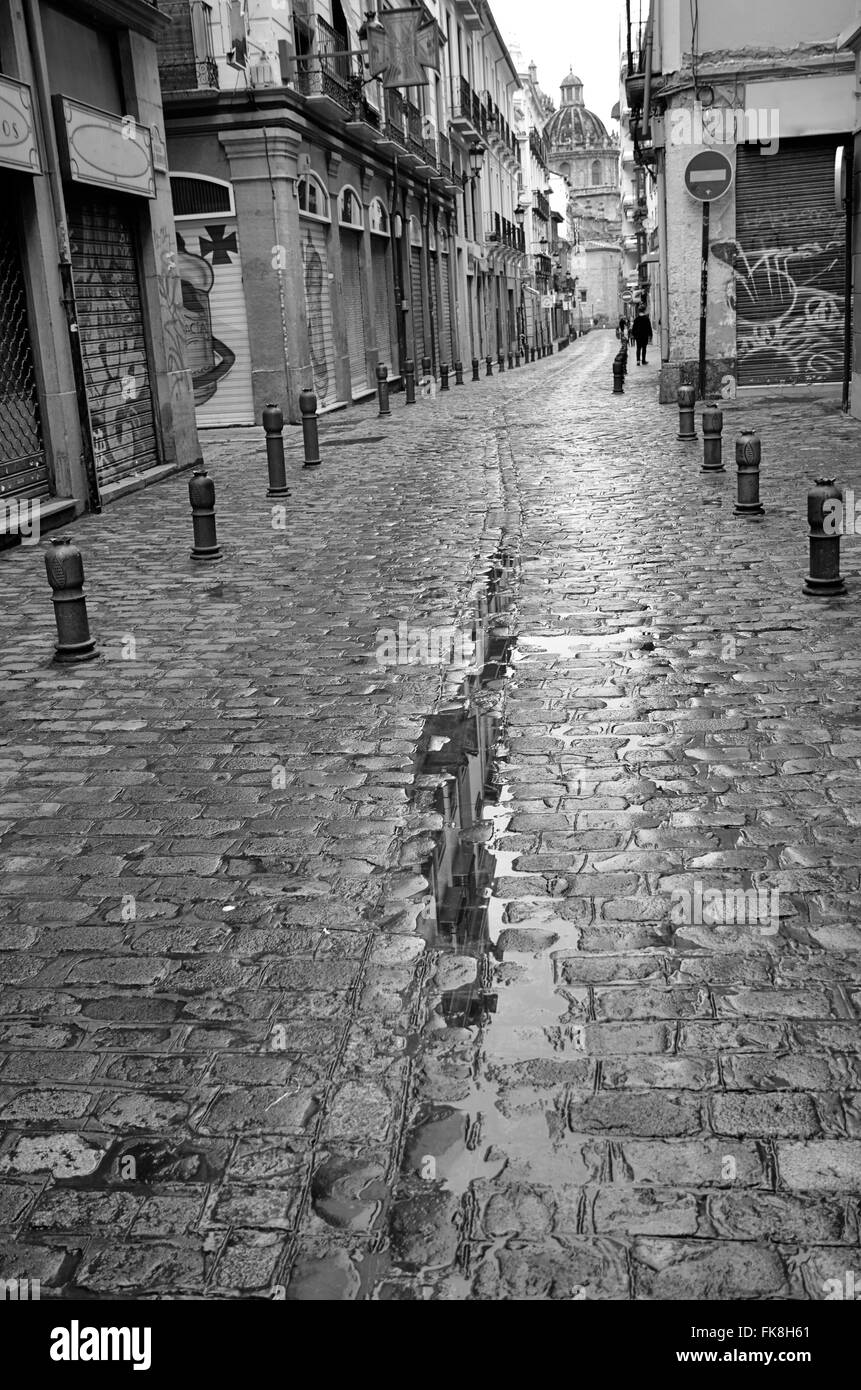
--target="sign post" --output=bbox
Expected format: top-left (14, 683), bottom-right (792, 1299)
top-left (684, 151), bottom-right (733, 400)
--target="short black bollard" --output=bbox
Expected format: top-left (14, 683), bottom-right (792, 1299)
top-left (440, 363), bottom-right (450, 391)
top-left (530, 347), bottom-right (536, 363)
top-left (507, 351), bottom-right (514, 369)
top-left (514, 350), bottom-right (521, 368)
top-left (620, 344), bottom-right (628, 378)
top-left (471, 357), bottom-right (480, 382)
top-left (421, 355), bottom-right (432, 382)
top-left (44, 536), bottom-right (98, 662)
top-left (454, 360), bottom-right (464, 386)
top-left (299, 389), bottom-right (321, 468)
top-left (612, 353), bottom-right (625, 395)
top-left (804, 478), bottom-right (847, 597)
top-left (189, 468), bottom-right (221, 562)
top-left (701, 403), bottom-right (725, 472)
top-left (678, 385), bottom-right (697, 441)
top-left (405, 358), bottom-right (416, 405)
top-left (486, 355), bottom-right (493, 377)
top-left (263, 403), bottom-right (290, 494)
top-left (376, 362), bottom-right (391, 418)
top-left (498, 352), bottom-right (505, 374)
top-left (735, 431), bottom-right (764, 514)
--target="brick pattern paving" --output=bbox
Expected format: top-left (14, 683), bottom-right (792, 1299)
top-left (1, 335), bottom-right (860, 1298)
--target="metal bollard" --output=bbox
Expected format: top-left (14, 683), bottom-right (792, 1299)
top-left (508, 351), bottom-right (514, 369)
top-left (701, 403), bottom-right (725, 472)
top-left (498, 352), bottom-right (505, 374)
top-left (471, 357), bottom-right (480, 382)
top-left (421, 355), bottom-right (432, 382)
top-left (404, 358), bottom-right (416, 405)
top-left (454, 360), bottom-right (464, 386)
top-left (189, 468), bottom-right (221, 562)
top-left (376, 362), bottom-right (391, 418)
top-left (677, 384), bottom-right (697, 441)
top-left (44, 536), bottom-right (98, 662)
top-left (530, 347), bottom-right (536, 363)
top-left (612, 353), bottom-right (625, 395)
top-left (440, 363), bottom-right (450, 391)
top-left (514, 349), bottom-right (521, 368)
top-left (263, 403), bottom-right (290, 494)
top-left (620, 344), bottom-right (628, 378)
top-left (735, 431), bottom-right (764, 515)
top-left (486, 355), bottom-right (493, 377)
top-left (299, 389), bottom-right (321, 468)
top-left (804, 478), bottom-right (847, 597)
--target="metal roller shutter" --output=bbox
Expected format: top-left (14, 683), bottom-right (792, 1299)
top-left (429, 252), bottom-right (440, 370)
top-left (341, 229), bottom-right (368, 396)
top-left (68, 194), bottom-right (159, 488)
top-left (734, 139), bottom-right (847, 387)
top-left (301, 220), bottom-right (337, 407)
top-left (439, 253), bottom-right (454, 367)
top-left (410, 245), bottom-right (425, 364)
top-left (0, 188), bottom-right (47, 503)
top-left (176, 217), bottom-right (254, 426)
top-left (371, 236), bottom-right (394, 373)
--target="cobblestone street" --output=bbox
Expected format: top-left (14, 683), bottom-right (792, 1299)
top-left (2, 330), bottom-right (861, 1299)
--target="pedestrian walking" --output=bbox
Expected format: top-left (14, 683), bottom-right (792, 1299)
top-left (630, 306), bottom-right (653, 365)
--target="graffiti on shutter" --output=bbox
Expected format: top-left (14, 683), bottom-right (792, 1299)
top-left (68, 195), bottom-right (159, 488)
top-left (302, 222), bottom-right (337, 405)
top-left (177, 219), bottom-right (254, 425)
top-left (722, 140), bottom-right (846, 387)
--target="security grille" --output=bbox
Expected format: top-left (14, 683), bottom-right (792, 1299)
top-left (0, 196), bottom-right (47, 501)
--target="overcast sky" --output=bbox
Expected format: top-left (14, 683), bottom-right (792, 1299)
top-left (489, 0), bottom-right (625, 131)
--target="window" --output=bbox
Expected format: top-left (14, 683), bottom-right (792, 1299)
top-left (298, 173), bottom-right (330, 220)
top-left (369, 198), bottom-right (390, 236)
top-left (591, 160), bottom-right (602, 186)
top-left (171, 174), bottom-right (233, 219)
top-left (409, 216), bottom-right (423, 248)
top-left (339, 186), bottom-right (363, 227)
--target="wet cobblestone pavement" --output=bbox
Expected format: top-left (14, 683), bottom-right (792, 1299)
top-left (2, 332), bottom-right (861, 1299)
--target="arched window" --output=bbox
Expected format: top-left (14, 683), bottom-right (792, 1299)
top-left (409, 215), bottom-right (423, 248)
top-left (298, 172), bottom-right (330, 220)
top-left (339, 185), bottom-right (363, 227)
top-left (170, 173), bottom-right (234, 219)
top-left (369, 198), bottom-right (390, 235)
top-left (591, 160), bottom-right (602, 187)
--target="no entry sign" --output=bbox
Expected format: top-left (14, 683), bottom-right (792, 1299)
top-left (684, 150), bottom-right (733, 202)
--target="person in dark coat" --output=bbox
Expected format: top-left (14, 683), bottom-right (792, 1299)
top-left (630, 307), bottom-right (653, 365)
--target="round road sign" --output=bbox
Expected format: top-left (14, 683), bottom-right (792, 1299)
top-left (684, 151), bottom-right (733, 203)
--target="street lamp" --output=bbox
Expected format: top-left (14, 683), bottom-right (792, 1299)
top-left (467, 143), bottom-right (486, 182)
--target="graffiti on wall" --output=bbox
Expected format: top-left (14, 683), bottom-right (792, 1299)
top-left (154, 225), bottom-right (187, 411)
top-left (70, 203), bottom-right (154, 474)
top-left (302, 228), bottom-right (330, 400)
top-left (177, 228), bottom-right (237, 407)
top-left (712, 237), bottom-right (845, 382)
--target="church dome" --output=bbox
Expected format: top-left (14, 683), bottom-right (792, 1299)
top-left (545, 74), bottom-right (614, 150)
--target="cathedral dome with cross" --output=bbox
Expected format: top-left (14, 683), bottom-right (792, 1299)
top-left (545, 69), bottom-right (621, 248)
top-left (545, 71), bottom-right (615, 153)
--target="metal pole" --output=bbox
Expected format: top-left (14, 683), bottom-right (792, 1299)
top-left (843, 144), bottom-right (854, 415)
top-left (698, 199), bottom-right (710, 401)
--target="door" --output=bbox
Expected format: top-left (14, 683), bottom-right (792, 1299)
top-left (733, 139), bottom-right (846, 386)
top-left (301, 221), bottom-right (338, 407)
top-left (429, 252), bottom-right (441, 371)
top-left (176, 217), bottom-right (254, 426)
top-left (341, 228), bottom-right (368, 396)
top-left (410, 245), bottom-right (425, 364)
top-left (0, 187), bottom-right (47, 502)
top-left (68, 192), bottom-right (159, 489)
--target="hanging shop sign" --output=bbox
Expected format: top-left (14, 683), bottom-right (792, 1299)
top-left (0, 75), bottom-right (41, 175)
top-left (367, 7), bottom-right (443, 88)
top-left (53, 96), bottom-right (155, 198)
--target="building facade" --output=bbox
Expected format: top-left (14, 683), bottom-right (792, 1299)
top-left (0, 0), bottom-right (200, 537)
top-left (158, 0), bottom-right (540, 428)
top-left (625, 0), bottom-right (857, 403)
top-left (545, 72), bottom-right (622, 327)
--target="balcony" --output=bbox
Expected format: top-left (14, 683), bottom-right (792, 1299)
top-left (295, 16), bottom-right (361, 118)
top-left (533, 189), bottom-right (550, 222)
top-left (157, 0), bottom-right (219, 94)
top-left (454, 0), bottom-right (484, 30)
top-left (449, 74), bottom-right (486, 142)
top-left (529, 125), bottom-right (549, 170)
